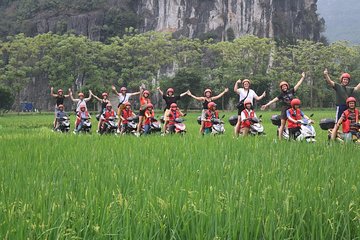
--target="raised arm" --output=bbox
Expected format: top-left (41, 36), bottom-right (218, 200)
top-left (111, 85), bottom-right (120, 96)
top-left (261, 97), bottom-right (279, 110)
top-left (234, 79), bottom-right (241, 93)
top-left (294, 72), bottom-right (306, 91)
top-left (354, 82), bottom-right (360, 92)
top-left (90, 90), bottom-right (101, 101)
top-left (84, 91), bottom-right (92, 102)
top-left (157, 87), bottom-right (164, 96)
top-left (255, 91), bottom-right (266, 101)
top-left (180, 90), bottom-right (189, 97)
top-left (323, 68), bottom-right (335, 88)
top-left (68, 89), bottom-right (79, 102)
top-left (50, 87), bottom-right (57, 97)
top-left (212, 88), bottom-right (229, 101)
top-left (187, 91), bottom-right (204, 101)
top-left (129, 91), bottom-right (141, 97)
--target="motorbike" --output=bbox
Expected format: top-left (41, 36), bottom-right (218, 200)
top-left (320, 118), bottom-right (360, 143)
top-left (144, 117), bottom-right (162, 134)
top-left (122, 115), bottom-right (139, 135)
top-left (271, 114), bottom-right (316, 142)
top-left (229, 115), bottom-right (265, 136)
top-left (100, 116), bottom-right (118, 135)
top-left (55, 116), bottom-right (70, 132)
top-left (211, 115), bottom-right (226, 135)
top-left (167, 118), bottom-right (186, 134)
top-left (77, 117), bottom-right (92, 133)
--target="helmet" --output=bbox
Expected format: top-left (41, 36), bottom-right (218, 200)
top-left (57, 89), bottom-right (63, 93)
top-left (170, 103), bottom-right (177, 109)
top-left (290, 98), bottom-right (301, 107)
top-left (346, 97), bottom-right (356, 106)
top-left (279, 81), bottom-right (289, 89)
top-left (79, 103), bottom-right (86, 109)
top-left (340, 73), bottom-right (351, 82)
top-left (204, 89), bottom-right (212, 95)
top-left (147, 103), bottom-right (154, 109)
top-left (166, 88), bottom-right (174, 94)
top-left (120, 87), bottom-right (127, 92)
top-left (78, 92), bottom-right (84, 97)
top-left (106, 103), bottom-right (112, 108)
top-left (242, 79), bottom-right (251, 85)
top-left (143, 90), bottom-right (150, 95)
top-left (58, 104), bottom-right (64, 108)
top-left (102, 92), bottom-right (108, 97)
top-left (208, 102), bottom-right (217, 109)
top-left (244, 99), bottom-right (252, 106)
top-left (124, 101), bottom-right (131, 106)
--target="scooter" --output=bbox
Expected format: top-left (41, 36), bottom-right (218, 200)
top-left (167, 118), bottom-right (186, 134)
top-left (100, 116), bottom-right (118, 135)
top-left (271, 114), bottom-right (316, 142)
top-left (55, 116), bottom-right (70, 132)
top-left (320, 118), bottom-right (360, 143)
top-left (144, 117), bottom-right (162, 134)
top-left (77, 117), bottom-right (92, 133)
top-left (212, 115), bottom-right (226, 135)
top-left (246, 116), bottom-right (265, 136)
top-left (123, 115), bottom-right (139, 135)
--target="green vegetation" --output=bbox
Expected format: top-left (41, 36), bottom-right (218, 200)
top-left (1, 111), bottom-right (360, 239)
top-left (1, 32), bottom-right (360, 110)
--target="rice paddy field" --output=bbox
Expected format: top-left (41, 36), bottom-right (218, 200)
top-left (0, 110), bottom-right (360, 239)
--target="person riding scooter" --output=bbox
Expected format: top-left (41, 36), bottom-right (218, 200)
top-left (143, 103), bottom-right (155, 135)
top-left (120, 102), bottom-right (136, 134)
top-left (167, 103), bottom-right (184, 134)
top-left (240, 99), bottom-right (258, 136)
top-left (286, 98), bottom-right (313, 140)
top-left (204, 102), bottom-right (219, 135)
top-left (331, 97), bottom-right (360, 142)
top-left (74, 104), bottom-right (91, 133)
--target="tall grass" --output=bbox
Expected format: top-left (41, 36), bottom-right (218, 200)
top-left (0, 111), bottom-right (359, 239)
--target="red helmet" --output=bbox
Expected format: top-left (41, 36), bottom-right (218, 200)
top-left (147, 103), bottom-right (153, 109)
top-left (167, 88), bottom-right (174, 94)
top-left (346, 97), bottom-right (356, 106)
top-left (204, 89), bottom-right (212, 95)
top-left (58, 104), bottom-right (64, 108)
top-left (79, 103), bottom-right (86, 109)
top-left (143, 90), bottom-right (150, 96)
top-left (78, 92), bottom-right (84, 97)
top-left (290, 98), bottom-right (301, 107)
top-left (106, 103), bottom-right (112, 108)
top-left (124, 101), bottom-right (131, 106)
top-left (242, 79), bottom-right (251, 85)
top-left (102, 92), bottom-right (108, 97)
top-left (170, 103), bottom-right (177, 109)
top-left (340, 73), bottom-right (351, 82)
top-left (244, 99), bottom-right (252, 106)
top-left (279, 81), bottom-right (289, 89)
top-left (120, 87), bottom-right (127, 92)
top-left (208, 102), bottom-right (216, 109)
top-left (57, 89), bottom-right (63, 93)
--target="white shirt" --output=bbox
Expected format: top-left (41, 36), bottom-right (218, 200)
top-left (118, 93), bottom-right (131, 104)
top-left (237, 88), bottom-right (258, 104)
top-left (76, 99), bottom-right (89, 112)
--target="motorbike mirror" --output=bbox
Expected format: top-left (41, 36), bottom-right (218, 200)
top-left (310, 113), bottom-right (314, 117)
top-left (221, 114), bottom-right (225, 119)
top-left (259, 115), bottom-right (262, 118)
top-left (183, 113), bottom-right (187, 117)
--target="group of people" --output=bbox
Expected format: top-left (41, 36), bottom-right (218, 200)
top-left (50, 68), bottom-right (360, 140)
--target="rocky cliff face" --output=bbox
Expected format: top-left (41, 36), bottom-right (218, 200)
top-left (137, 0), bottom-right (321, 41)
top-left (1, 0), bottom-right (322, 42)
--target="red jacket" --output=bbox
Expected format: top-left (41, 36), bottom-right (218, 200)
top-left (76, 111), bottom-right (89, 125)
top-left (287, 108), bottom-right (303, 129)
top-left (168, 110), bottom-right (182, 125)
top-left (121, 109), bottom-right (133, 124)
top-left (342, 109), bottom-right (359, 133)
top-left (241, 109), bottom-right (255, 128)
top-left (144, 109), bottom-right (155, 125)
top-left (103, 110), bottom-right (116, 121)
top-left (204, 110), bottom-right (218, 128)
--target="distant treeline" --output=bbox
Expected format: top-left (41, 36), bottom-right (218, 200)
top-left (0, 31), bottom-right (359, 110)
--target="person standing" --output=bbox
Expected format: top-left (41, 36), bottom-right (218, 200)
top-left (324, 69), bottom-right (360, 121)
top-left (233, 79), bottom-right (265, 137)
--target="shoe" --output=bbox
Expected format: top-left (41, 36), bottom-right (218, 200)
top-left (117, 129), bottom-right (121, 134)
top-left (73, 130), bottom-right (77, 134)
top-left (134, 132), bottom-right (140, 137)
